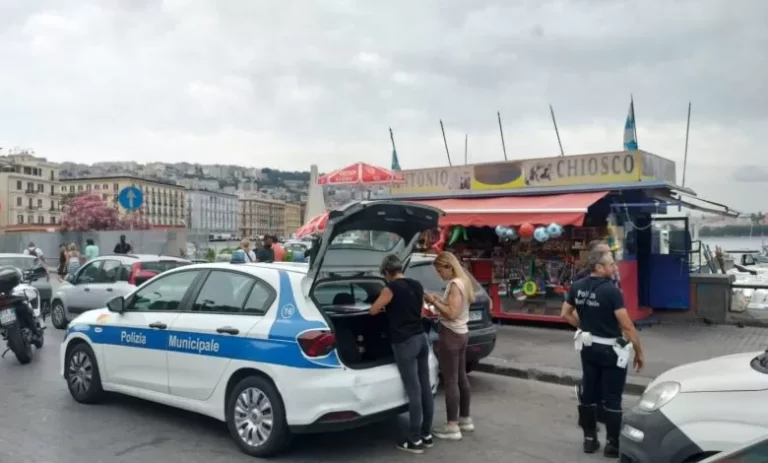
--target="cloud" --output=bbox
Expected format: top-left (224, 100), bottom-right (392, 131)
top-left (731, 165), bottom-right (768, 183)
top-left (0, 0), bottom-right (767, 211)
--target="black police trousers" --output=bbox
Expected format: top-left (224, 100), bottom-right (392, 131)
top-left (580, 344), bottom-right (627, 411)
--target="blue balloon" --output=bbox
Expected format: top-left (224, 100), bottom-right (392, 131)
top-left (495, 225), bottom-right (505, 236)
top-left (534, 226), bottom-right (550, 242)
top-left (505, 227), bottom-right (517, 239)
top-left (546, 223), bottom-right (563, 238)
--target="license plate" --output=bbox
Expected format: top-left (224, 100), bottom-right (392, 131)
top-left (0, 308), bottom-right (17, 326)
top-left (469, 311), bottom-right (483, 322)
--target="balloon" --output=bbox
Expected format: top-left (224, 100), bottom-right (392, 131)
top-left (534, 226), bottom-right (550, 242)
top-left (519, 223), bottom-right (535, 238)
top-left (504, 227), bottom-right (517, 239)
top-left (432, 227), bottom-right (449, 252)
top-left (546, 223), bottom-right (563, 238)
top-left (448, 226), bottom-right (468, 246)
top-left (495, 225), bottom-right (505, 237)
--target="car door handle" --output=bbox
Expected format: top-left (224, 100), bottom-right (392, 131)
top-left (106, 288), bottom-right (113, 292)
top-left (84, 288), bottom-right (90, 292)
top-left (216, 326), bottom-right (239, 335)
top-left (149, 322), bottom-right (167, 330)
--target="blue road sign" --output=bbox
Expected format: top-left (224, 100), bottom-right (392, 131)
top-left (118, 186), bottom-right (143, 211)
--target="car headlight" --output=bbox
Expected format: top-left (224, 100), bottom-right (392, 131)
top-left (637, 381), bottom-right (681, 412)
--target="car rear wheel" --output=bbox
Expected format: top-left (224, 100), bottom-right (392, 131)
top-left (226, 376), bottom-right (291, 458)
top-left (51, 301), bottom-right (67, 329)
top-left (65, 343), bottom-right (105, 404)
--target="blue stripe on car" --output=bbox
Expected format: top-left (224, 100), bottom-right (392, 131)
top-left (66, 270), bottom-right (341, 370)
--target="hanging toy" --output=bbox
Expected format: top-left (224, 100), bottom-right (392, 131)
top-left (431, 227), bottom-right (449, 252)
top-left (448, 225), bottom-right (468, 246)
top-left (546, 223), bottom-right (563, 238)
top-left (495, 225), bottom-right (506, 237)
top-left (512, 286), bottom-right (527, 300)
top-left (504, 227), bottom-right (517, 240)
top-left (534, 226), bottom-right (550, 242)
top-left (519, 222), bottom-right (535, 239)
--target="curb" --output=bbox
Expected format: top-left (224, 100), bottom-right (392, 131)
top-left (476, 358), bottom-right (651, 396)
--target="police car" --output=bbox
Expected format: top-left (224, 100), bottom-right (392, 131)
top-left (60, 201), bottom-right (443, 458)
top-left (620, 350), bottom-right (768, 462)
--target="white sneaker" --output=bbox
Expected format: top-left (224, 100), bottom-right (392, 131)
top-left (433, 423), bottom-right (462, 441)
top-left (459, 417), bottom-right (475, 432)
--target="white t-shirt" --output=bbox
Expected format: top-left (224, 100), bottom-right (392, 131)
top-left (23, 247), bottom-right (43, 258)
top-left (439, 278), bottom-right (470, 335)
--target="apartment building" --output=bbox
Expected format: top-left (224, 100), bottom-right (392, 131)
top-left (187, 189), bottom-right (238, 238)
top-left (0, 152), bottom-right (61, 228)
top-left (238, 196), bottom-right (285, 239)
top-left (283, 203), bottom-right (302, 237)
top-left (61, 175), bottom-right (186, 227)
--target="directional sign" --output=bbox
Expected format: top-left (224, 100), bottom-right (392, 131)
top-left (118, 186), bottom-right (143, 211)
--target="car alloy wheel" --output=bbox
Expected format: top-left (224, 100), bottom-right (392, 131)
top-left (68, 350), bottom-right (93, 396)
top-left (234, 387), bottom-right (274, 447)
top-left (51, 302), bottom-right (66, 329)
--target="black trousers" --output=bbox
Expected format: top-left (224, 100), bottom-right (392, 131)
top-left (580, 344), bottom-right (627, 411)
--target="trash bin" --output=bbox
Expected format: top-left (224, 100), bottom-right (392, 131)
top-left (690, 273), bottom-right (735, 324)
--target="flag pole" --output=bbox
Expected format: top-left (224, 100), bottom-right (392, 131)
top-left (682, 102), bottom-right (692, 188)
top-left (389, 127), bottom-right (397, 153)
top-left (497, 111), bottom-right (508, 160)
top-left (549, 104), bottom-right (565, 156)
top-left (464, 134), bottom-right (468, 165)
top-left (439, 119), bottom-right (452, 166)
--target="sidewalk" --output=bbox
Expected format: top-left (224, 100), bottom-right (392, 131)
top-left (478, 321), bottom-right (768, 395)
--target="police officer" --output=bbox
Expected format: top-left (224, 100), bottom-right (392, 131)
top-left (561, 248), bottom-right (645, 458)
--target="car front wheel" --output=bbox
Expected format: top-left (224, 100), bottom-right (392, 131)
top-left (65, 343), bottom-right (105, 404)
top-left (226, 376), bottom-right (290, 458)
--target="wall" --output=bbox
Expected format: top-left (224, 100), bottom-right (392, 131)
top-left (0, 229), bottom-right (188, 265)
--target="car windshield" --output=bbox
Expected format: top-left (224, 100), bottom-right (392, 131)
top-left (405, 262), bottom-right (483, 294)
top-left (329, 230), bottom-right (402, 252)
top-left (0, 257), bottom-right (37, 271)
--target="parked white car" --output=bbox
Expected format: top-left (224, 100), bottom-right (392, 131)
top-left (620, 350), bottom-right (768, 462)
top-left (60, 201), bottom-right (443, 458)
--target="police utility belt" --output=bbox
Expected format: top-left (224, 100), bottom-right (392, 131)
top-left (574, 329), bottom-right (633, 369)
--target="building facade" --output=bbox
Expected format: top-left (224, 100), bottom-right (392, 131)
top-left (186, 189), bottom-right (238, 239)
top-left (238, 196), bottom-right (285, 239)
top-left (283, 203), bottom-right (302, 238)
top-left (61, 176), bottom-right (186, 227)
top-left (0, 152), bottom-right (61, 228)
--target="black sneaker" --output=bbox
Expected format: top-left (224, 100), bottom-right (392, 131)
top-left (396, 440), bottom-right (425, 454)
top-left (422, 434), bottom-right (434, 448)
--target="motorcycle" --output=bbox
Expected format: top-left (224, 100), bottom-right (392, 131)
top-left (0, 266), bottom-right (48, 364)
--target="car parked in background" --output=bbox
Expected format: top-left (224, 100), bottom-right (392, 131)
top-left (0, 253), bottom-right (53, 314)
top-left (50, 254), bottom-right (190, 329)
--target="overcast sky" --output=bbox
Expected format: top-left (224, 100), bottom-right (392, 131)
top-left (1, 0), bottom-right (766, 211)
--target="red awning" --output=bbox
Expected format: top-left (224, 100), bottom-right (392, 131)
top-left (413, 191), bottom-right (608, 227)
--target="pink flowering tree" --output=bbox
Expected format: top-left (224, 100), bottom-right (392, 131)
top-left (59, 194), bottom-right (150, 231)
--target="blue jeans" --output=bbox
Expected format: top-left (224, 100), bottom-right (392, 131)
top-left (392, 333), bottom-right (434, 442)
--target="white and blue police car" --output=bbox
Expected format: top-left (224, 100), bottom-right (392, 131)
top-left (60, 200), bottom-right (443, 458)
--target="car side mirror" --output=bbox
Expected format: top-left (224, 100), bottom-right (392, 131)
top-left (107, 296), bottom-right (125, 313)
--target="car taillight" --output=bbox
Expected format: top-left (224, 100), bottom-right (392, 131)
top-left (297, 330), bottom-right (336, 357)
top-left (127, 263), bottom-right (142, 285)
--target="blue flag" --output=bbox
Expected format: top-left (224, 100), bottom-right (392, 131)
top-left (623, 99), bottom-right (638, 151)
top-left (391, 148), bottom-right (401, 171)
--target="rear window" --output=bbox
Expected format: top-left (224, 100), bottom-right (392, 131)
top-left (405, 262), bottom-right (483, 294)
top-left (0, 257), bottom-right (37, 271)
top-left (330, 230), bottom-right (402, 252)
top-left (140, 261), bottom-right (189, 273)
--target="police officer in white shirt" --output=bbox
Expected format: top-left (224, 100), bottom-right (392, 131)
top-left (561, 249), bottom-right (645, 458)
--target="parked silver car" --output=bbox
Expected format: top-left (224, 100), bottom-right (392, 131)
top-left (50, 254), bottom-right (190, 329)
top-left (0, 253), bottom-right (53, 313)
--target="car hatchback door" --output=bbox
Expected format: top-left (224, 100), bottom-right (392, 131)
top-left (167, 269), bottom-right (276, 401)
top-left (101, 269), bottom-right (202, 394)
top-left (66, 260), bottom-right (105, 316)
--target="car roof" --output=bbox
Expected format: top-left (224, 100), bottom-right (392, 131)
top-left (0, 253), bottom-right (35, 258)
top-left (409, 253), bottom-right (437, 264)
top-left (174, 261), bottom-right (310, 276)
top-left (95, 254), bottom-right (190, 262)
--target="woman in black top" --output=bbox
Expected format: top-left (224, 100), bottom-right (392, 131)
top-left (370, 255), bottom-right (434, 454)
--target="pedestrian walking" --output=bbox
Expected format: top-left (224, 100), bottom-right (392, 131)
top-left (369, 255), bottom-right (434, 454)
top-left (271, 236), bottom-right (286, 262)
top-left (113, 235), bottom-right (132, 254)
top-left (84, 239), bottom-right (99, 262)
top-left (66, 243), bottom-right (82, 277)
top-left (238, 239), bottom-right (256, 262)
top-left (423, 251), bottom-right (474, 441)
top-left (561, 248), bottom-right (645, 458)
top-left (23, 242), bottom-right (46, 266)
top-left (256, 235), bottom-right (275, 263)
top-left (57, 243), bottom-right (68, 281)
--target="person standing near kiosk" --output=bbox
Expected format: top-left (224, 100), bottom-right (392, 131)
top-left (561, 248), bottom-right (645, 458)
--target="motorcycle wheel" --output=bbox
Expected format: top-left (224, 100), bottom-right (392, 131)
top-left (7, 324), bottom-right (32, 364)
top-left (41, 300), bottom-right (51, 321)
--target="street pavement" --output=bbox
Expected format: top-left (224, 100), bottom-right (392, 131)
top-left (481, 321), bottom-right (768, 392)
top-left (0, 323), bottom-right (623, 463)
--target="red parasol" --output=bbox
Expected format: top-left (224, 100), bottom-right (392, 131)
top-left (317, 162), bottom-right (404, 186)
top-left (296, 212), bottom-right (329, 239)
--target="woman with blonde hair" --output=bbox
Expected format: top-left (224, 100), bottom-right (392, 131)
top-left (66, 243), bottom-right (82, 277)
top-left (239, 238), bottom-right (256, 262)
top-left (423, 251), bottom-right (475, 441)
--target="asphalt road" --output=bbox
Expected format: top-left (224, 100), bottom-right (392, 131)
top-left (0, 323), bottom-right (629, 463)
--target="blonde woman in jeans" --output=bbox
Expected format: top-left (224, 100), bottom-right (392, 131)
top-left (424, 251), bottom-right (474, 440)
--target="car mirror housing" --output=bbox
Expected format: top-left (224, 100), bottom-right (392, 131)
top-left (107, 296), bottom-right (125, 313)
